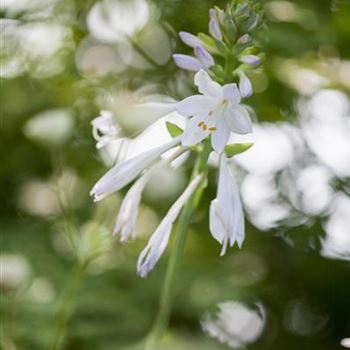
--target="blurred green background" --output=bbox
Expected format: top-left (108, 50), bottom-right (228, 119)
top-left (1, 0), bottom-right (350, 349)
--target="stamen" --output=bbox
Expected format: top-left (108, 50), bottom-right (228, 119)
top-left (208, 127), bottom-right (217, 132)
top-left (202, 124), bottom-right (208, 131)
top-left (198, 121), bottom-right (204, 127)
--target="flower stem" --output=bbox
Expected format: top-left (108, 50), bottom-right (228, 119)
top-left (48, 261), bottom-right (86, 350)
top-left (144, 141), bottom-right (211, 349)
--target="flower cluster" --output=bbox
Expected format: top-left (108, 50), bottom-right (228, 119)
top-left (90, 2), bottom-right (262, 278)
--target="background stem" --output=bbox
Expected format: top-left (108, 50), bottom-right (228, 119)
top-left (48, 262), bottom-right (86, 350)
top-left (145, 141), bottom-right (211, 350)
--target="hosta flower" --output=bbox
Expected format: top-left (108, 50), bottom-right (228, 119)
top-left (176, 69), bottom-right (252, 152)
top-left (210, 154), bottom-right (244, 255)
top-left (137, 175), bottom-right (202, 278)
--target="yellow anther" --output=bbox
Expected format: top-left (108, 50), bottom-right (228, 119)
top-left (198, 121), bottom-right (204, 127)
top-left (208, 127), bottom-right (217, 132)
top-left (202, 124), bottom-right (208, 131)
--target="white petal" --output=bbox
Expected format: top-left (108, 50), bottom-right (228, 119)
top-left (211, 119), bottom-right (230, 153)
top-left (194, 69), bottom-right (222, 97)
top-left (223, 83), bottom-right (241, 104)
top-left (173, 54), bottom-right (203, 71)
top-left (176, 94), bottom-right (214, 117)
top-left (113, 174), bottom-right (149, 241)
top-left (209, 200), bottom-right (226, 243)
top-left (238, 71), bottom-right (253, 98)
top-left (224, 104), bottom-right (252, 134)
top-left (181, 115), bottom-right (210, 147)
top-left (90, 136), bottom-right (180, 201)
top-left (195, 45), bottom-right (215, 68)
top-left (209, 154), bottom-right (245, 255)
top-left (179, 31), bottom-right (203, 48)
top-left (137, 175), bottom-right (202, 278)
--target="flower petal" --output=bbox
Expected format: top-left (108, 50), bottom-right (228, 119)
top-left (224, 104), bottom-right (252, 134)
top-left (176, 94), bottom-right (214, 117)
top-left (179, 31), bottom-right (203, 48)
top-left (209, 154), bottom-right (245, 256)
top-left (211, 119), bottom-right (231, 153)
top-left (90, 136), bottom-right (181, 201)
top-left (137, 175), bottom-right (202, 277)
top-left (173, 54), bottom-right (203, 71)
top-left (181, 115), bottom-right (211, 147)
top-left (194, 69), bottom-right (222, 97)
top-left (238, 71), bottom-right (253, 98)
top-left (223, 83), bottom-right (241, 104)
top-left (195, 45), bottom-right (215, 68)
top-left (113, 173), bottom-right (149, 241)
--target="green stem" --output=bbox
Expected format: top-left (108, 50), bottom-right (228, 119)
top-left (48, 262), bottom-right (86, 350)
top-left (144, 141), bottom-right (211, 350)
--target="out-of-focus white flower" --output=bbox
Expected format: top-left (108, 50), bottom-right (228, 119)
top-left (90, 136), bottom-right (181, 201)
top-left (91, 110), bottom-right (120, 149)
top-left (210, 154), bottom-right (245, 255)
top-left (137, 175), bottom-right (202, 278)
top-left (176, 69), bottom-right (252, 152)
top-left (113, 173), bottom-right (149, 241)
top-left (201, 301), bottom-right (266, 348)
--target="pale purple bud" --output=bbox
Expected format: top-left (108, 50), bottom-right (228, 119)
top-left (173, 54), bottom-right (203, 71)
top-left (240, 55), bottom-right (260, 67)
top-left (194, 45), bottom-right (215, 68)
top-left (209, 8), bottom-right (223, 41)
top-left (179, 31), bottom-right (203, 48)
top-left (237, 34), bottom-right (251, 44)
top-left (209, 18), bottom-right (222, 41)
top-left (238, 71), bottom-right (253, 98)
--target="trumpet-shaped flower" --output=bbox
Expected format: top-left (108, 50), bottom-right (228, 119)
top-left (90, 136), bottom-right (180, 201)
top-left (209, 154), bottom-right (244, 255)
top-left (113, 173), bottom-right (149, 242)
top-left (137, 175), bottom-right (202, 278)
top-left (176, 69), bottom-right (252, 153)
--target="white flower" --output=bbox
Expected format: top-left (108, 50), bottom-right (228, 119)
top-left (209, 154), bottom-right (244, 255)
top-left (91, 110), bottom-right (120, 149)
top-left (137, 175), bottom-right (202, 278)
top-left (176, 69), bottom-right (252, 153)
top-left (90, 136), bottom-right (180, 201)
top-left (113, 173), bottom-right (149, 241)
